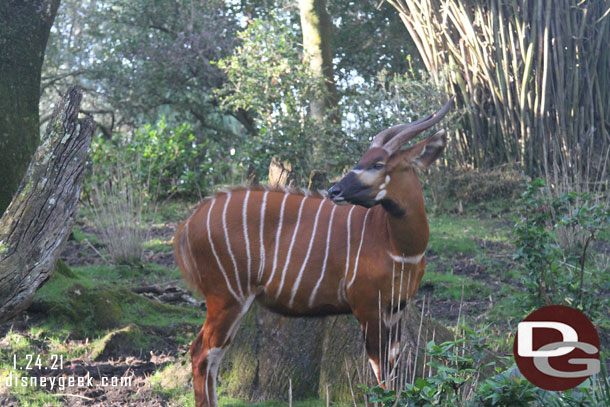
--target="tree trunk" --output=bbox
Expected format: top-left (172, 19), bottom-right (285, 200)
top-left (0, 0), bottom-right (61, 215)
top-left (0, 86), bottom-right (94, 322)
top-left (219, 302), bottom-right (326, 402)
top-left (219, 302), bottom-right (456, 403)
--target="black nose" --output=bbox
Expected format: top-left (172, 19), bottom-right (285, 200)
top-left (328, 184), bottom-right (342, 199)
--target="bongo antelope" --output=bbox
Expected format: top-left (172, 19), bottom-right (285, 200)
top-left (174, 98), bottom-right (453, 407)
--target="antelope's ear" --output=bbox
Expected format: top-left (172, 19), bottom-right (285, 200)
top-left (400, 130), bottom-right (446, 169)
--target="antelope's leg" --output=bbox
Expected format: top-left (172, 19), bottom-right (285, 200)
top-left (191, 297), bottom-right (254, 407)
top-left (356, 314), bottom-right (390, 390)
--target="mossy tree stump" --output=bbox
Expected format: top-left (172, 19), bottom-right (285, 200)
top-left (219, 302), bottom-right (454, 403)
top-left (0, 86), bottom-right (94, 321)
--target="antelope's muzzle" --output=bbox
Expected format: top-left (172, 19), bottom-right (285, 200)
top-left (328, 172), bottom-right (375, 208)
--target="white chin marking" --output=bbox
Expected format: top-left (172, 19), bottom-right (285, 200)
top-left (375, 189), bottom-right (387, 201)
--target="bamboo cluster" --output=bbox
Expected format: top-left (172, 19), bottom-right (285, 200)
top-left (387, 0), bottom-right (609, 194)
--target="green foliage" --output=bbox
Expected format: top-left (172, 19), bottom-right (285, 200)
top-left (89, 118), bottom-right (202, 197)
top-left (329, 0), bottom-right (421, 82)
top-left (358, 328), bottom-right (610, 407)
top-left (358, 326), bottom-right (498, 406)
top-left (216, 16), bottom-right (350, 182)
top-left (512, 179), bottom-right (609, 319)
top-left (421, 272), bottom-right (490, 301)
top-left (43, 0), bottom-right (236, 134)
top-left (341, 70), bottom-right (461, 162)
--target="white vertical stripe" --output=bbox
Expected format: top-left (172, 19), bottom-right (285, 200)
top-left (266, 193), bottom-right (289, 288)
top-left (347, 209), bottom-right (370, 289)
top-left (275, 195), bottom-right (308, 299)
top-left (289, 199), bottom-right (325, 307)
top-left (206, 199), bottom-right (241, 302)
top-left (343, 205), bottom-right (356, 279)
top-left (242, 190), bottom-right (251, 292)
top-left (222, 192), bottom-right (244, 300)
top-left (308, 204), bottom-right (337, 308)
top-left (257, 191), bottom-right (269, 284)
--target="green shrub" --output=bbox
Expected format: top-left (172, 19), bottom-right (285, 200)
top-left (358, 329), bottom-right (610, 406)
top-left (89, 118), bottom-right (204, 198)
top-left (512, 179), bottom-right (609, 321)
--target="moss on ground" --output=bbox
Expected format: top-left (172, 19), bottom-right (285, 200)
top-left (28, 265), bottom-right (202, 339)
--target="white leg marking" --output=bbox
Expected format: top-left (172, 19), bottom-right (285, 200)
top-left (308, 204), bottom-right (337, 308)
top-left (389, 342), bottom-right (400, 364)
top-left (289, 199), bottom-right (325, 307)
top-left (276, 196), bottom-right (308, 299)
top-left (383, 311), bottom-right (402, 328)
top-left (222, 192), bottom-right (244, 300)
top-left (343, 205), bottom-right (356, 279)
top-left (267, 193), bottom-right (289, 288)
top-left (388, 251), bottom-right (425, 264)
top-left (206, 199), bottom-right (241, 302)
top-left (205, 347), bottom-right (227, 407)
top-left (224, 295), bottom-right (256, 345)
top-left (242, 190), bottom-right (251, 292)
top-left (257, 191), bottom-right (269, 283)
top-left (347, 209), bottom-right (370, 289)
top-left (369, 358), bottom-right (382, 383)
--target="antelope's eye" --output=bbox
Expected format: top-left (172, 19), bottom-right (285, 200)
top-left (372, 162), bottom-right (385, 170)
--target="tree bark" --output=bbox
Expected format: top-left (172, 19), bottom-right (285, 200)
top-left (299, 0), bottom-right (339, 128)
top-left (220, 302), bottom-right (455, 403)
top-left (0, 86), bottom-right (94, 322)
top-left (0, 0), bottom-right (61, 214)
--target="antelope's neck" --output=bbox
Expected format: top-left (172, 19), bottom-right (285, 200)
top-left (380, 188), bottom-right (429, 259)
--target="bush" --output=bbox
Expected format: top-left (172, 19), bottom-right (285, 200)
top-left (512, 179), bottom-right (609, 321)
top-left (216, 15), bottom-right (346, 184)
top-left (89, 119), bottom-right (206, 198)
top-left (358, 329), bottom-right (610, 406)
top-left (89, 154), bottom-right (150, 265)
top-left (423, 165), bottom-right (524, 213)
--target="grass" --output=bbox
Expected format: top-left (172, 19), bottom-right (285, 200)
top-left (420, 272), bottom-right (491, 301)
top-left (143, 237), bottom-right (174, 253)
top-left (427, 214), bottom-right (510, 256)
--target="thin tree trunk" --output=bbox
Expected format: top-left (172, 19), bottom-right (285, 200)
top-left (299, 0), bottom-right (338, 123)
top-left (0, 86), bottom-right (94, 322)
top-left (0, 0), bottom-right (61, 214)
